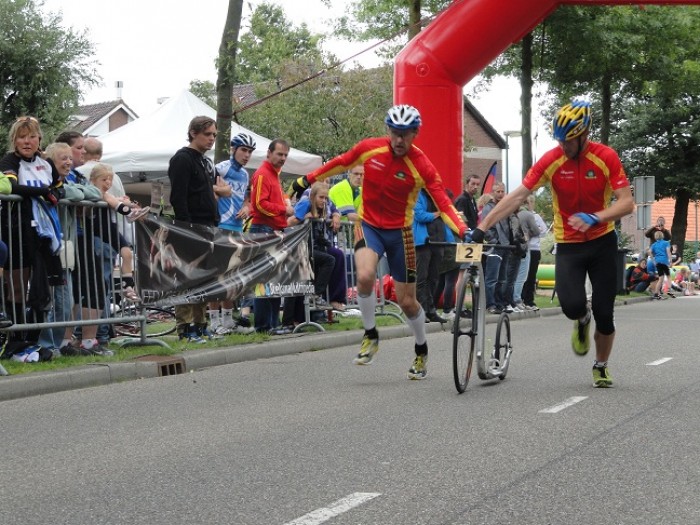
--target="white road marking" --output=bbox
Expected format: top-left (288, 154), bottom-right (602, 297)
top-left (538, 396), bottom-right (588, 414)
top-left (647, 357), bottom-right (673, 366)
top-left (284, 492), bottom-right (381, 525)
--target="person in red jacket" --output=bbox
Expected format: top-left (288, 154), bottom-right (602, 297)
top-left (290, 105), bottom-right (467, 380)
top-left (250, 139), bottom-right (294, 333)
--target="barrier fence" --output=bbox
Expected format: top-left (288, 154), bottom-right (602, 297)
top-left (0, 195), bottom-right (404, 371)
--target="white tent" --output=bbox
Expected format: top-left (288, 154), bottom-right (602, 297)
top-left (100, 90), bottom-right (323, 182)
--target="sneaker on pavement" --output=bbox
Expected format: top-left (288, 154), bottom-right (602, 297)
top-left (213, 325), bottom-right (232, 336)
top-left (443, 310), bottom-right (456, 322)
top-left (199, 327), bottom-right (223, 340)
top-left (353, 334), bottom-right (379, 365)
top-left (592, 365), bottom-right (613, 387)
top-left (233, 324), bottom-right (255, 335)
top-left (503, 305), bottom-right (514, 313)
top-left (571, 310), bottom-right (591, 356)
top-left (84, 344), bottom-right (114, 357)
top-left (179, 332), bottom-right (206, 344)
top-left (487, 306), bottom-right (502, 315)
top-left (237, 316), bottom-right (252, 328)
top-left (426, 311), bottom-right (447, 323)
top-left (121, 286), bottom-right (141, 302)
top-left (408, 351), bottom-right (428, 380)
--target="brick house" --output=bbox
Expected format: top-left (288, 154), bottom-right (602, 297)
top-left (68, 99), bottom-right (138, 136)
top-left (463, 98), bottom-right (506, 184)
top-left (622, 197), bottom-right (700, 257)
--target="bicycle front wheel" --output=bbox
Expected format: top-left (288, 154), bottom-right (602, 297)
top-left (452, 269), bottom-right (478, 393)
top-left (114, 306), bottom-right (176, 338)
top-left (493, 312), bottom-right (513, 380)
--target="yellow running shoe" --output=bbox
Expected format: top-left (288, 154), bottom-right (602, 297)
top-left (408, 353), bottom-right (428, 380)
top-left (592, 365), bottom-right (613, 387)
top-left (571, 312), bottom-right (591, 356)
top-left (353, 335), bottom-right (379, 365)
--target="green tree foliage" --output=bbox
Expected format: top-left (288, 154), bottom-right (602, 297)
top-left (236, 2), bottom-right (326, 84)
top-left (189, 80), bottom-right (217, 109)
top-left (0, 0), bottom-right (98, 146)
top-left (334, 0), bottom-right (452, 54)
top-left (237, 65), bottom-right (393, 160)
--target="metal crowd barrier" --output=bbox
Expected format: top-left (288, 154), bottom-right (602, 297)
top-left (0, 195), bottom-right (406, 373)
top-left (0, 194), bottom-right (163, 363)
top-left (293, 219), bottom-right (405, 333)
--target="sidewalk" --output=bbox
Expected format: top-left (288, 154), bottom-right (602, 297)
top-left (0, 295), bottom-right (651, 402)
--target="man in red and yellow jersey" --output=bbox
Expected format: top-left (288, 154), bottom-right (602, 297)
top-left (290, 105), bottom-right (467, 380)
top-left (470, 98), bottom-right (634, 388)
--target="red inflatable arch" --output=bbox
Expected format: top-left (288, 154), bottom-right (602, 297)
top-left (394, 0), bottom-right (700, 196)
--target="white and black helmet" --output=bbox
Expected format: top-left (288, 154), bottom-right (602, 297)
top-left (231, 132), bottom-right (256, 150)
top-left (385, 104), bottom-right (422, 130)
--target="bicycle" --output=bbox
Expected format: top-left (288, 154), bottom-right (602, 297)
top-left (451, 242), bottom-right (514, 393)
top-left (113, 302), bottom-right (176, 338)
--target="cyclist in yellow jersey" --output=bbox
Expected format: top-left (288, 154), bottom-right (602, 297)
top-left (469, 99), bottom-right (634, 387)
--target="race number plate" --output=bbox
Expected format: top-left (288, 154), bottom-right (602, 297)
top-left (455, 243), bottom-right (483, 262)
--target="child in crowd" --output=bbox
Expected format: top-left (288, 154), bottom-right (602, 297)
top-left (650, 230), bottom-right (674, 300)
top-left (672, 267), bottom-right (697, 295)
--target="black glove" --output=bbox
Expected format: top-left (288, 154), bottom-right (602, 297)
top-left (44, 185), bottom-right (65, 205)
top-left (470, 228), bottom-right (485, 244)
top-left (288, 176), bottom-right (309, 198)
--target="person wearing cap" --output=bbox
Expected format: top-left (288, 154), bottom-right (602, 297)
top-left (289, 104), bottom-right (467, 380)
top-left (207, 133), bottom-right (257, 335)
top-left (469, 98), bottom-right (634, 388)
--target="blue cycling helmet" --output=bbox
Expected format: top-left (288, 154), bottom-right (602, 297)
top-left (385, 104), bottom-right (422, 130)
top-left (552, 98), bottom-right (591, 141)
top-left (231, 132), bottom-right (256, 150)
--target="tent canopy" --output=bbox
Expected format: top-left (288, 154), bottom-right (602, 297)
top-left (100, 90), bottom-right (323, 182)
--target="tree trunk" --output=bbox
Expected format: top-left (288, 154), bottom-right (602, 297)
top-left (672, 187), bottom-right (691, 256)
top-left (520, 32), bottom-right (534, 177)
top-left (215, 0), bottom-right (244, 163)
top-left (408, 0), bottom-right (421, 39)
top-left (600, 72), bottom-right (611, 145)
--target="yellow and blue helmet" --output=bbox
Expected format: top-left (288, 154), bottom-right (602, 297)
top-left (552, 99), bottom-right (591, 141)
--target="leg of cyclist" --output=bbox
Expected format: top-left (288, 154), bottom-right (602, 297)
top-left (352, 244), bottom-right (381, 365)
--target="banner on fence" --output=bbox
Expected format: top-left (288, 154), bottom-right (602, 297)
top-left (135, 217), bottom-right (314, 307)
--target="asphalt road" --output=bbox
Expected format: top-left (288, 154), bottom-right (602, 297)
top-left (1, 296), bottom-right (699, 525)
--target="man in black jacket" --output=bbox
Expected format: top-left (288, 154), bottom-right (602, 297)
top-left (168, 116), bottom-right (227, 343)
top-left (454, 173), bottom-right (480, 230)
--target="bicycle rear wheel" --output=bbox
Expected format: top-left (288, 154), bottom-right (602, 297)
top-left (452, 270), bottom-right (478, 393)
top-left (114, 306), bottom-right (176, 338)
top-left (493, 312), bottom-right (513, 380)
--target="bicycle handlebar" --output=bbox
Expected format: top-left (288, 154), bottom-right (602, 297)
top-left (426, 240), bottom-right (518, 250)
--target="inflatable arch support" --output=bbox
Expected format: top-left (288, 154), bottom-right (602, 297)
top-left (394, 0), bottom-right (700, 196)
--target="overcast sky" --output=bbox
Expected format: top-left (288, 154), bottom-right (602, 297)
top-left (42, 0), bottom-right (554, 184)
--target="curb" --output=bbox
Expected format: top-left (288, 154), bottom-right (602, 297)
top-left (0, 296), bottom-right (651, 402)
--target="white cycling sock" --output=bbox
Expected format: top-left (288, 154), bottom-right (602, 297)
top-left (406, 307), bottom-right (426, 346)
top-left (357, 292), bottom-right (377, 331)
top-left (208, 309), bottom-right (221, 329)
top-left (222, 308), bottom-right (234, 328)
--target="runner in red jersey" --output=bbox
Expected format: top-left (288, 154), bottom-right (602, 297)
top-left (290, 105), bottom-right (467, 380)
top-left (469, 99), bottom-right (634, 388)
